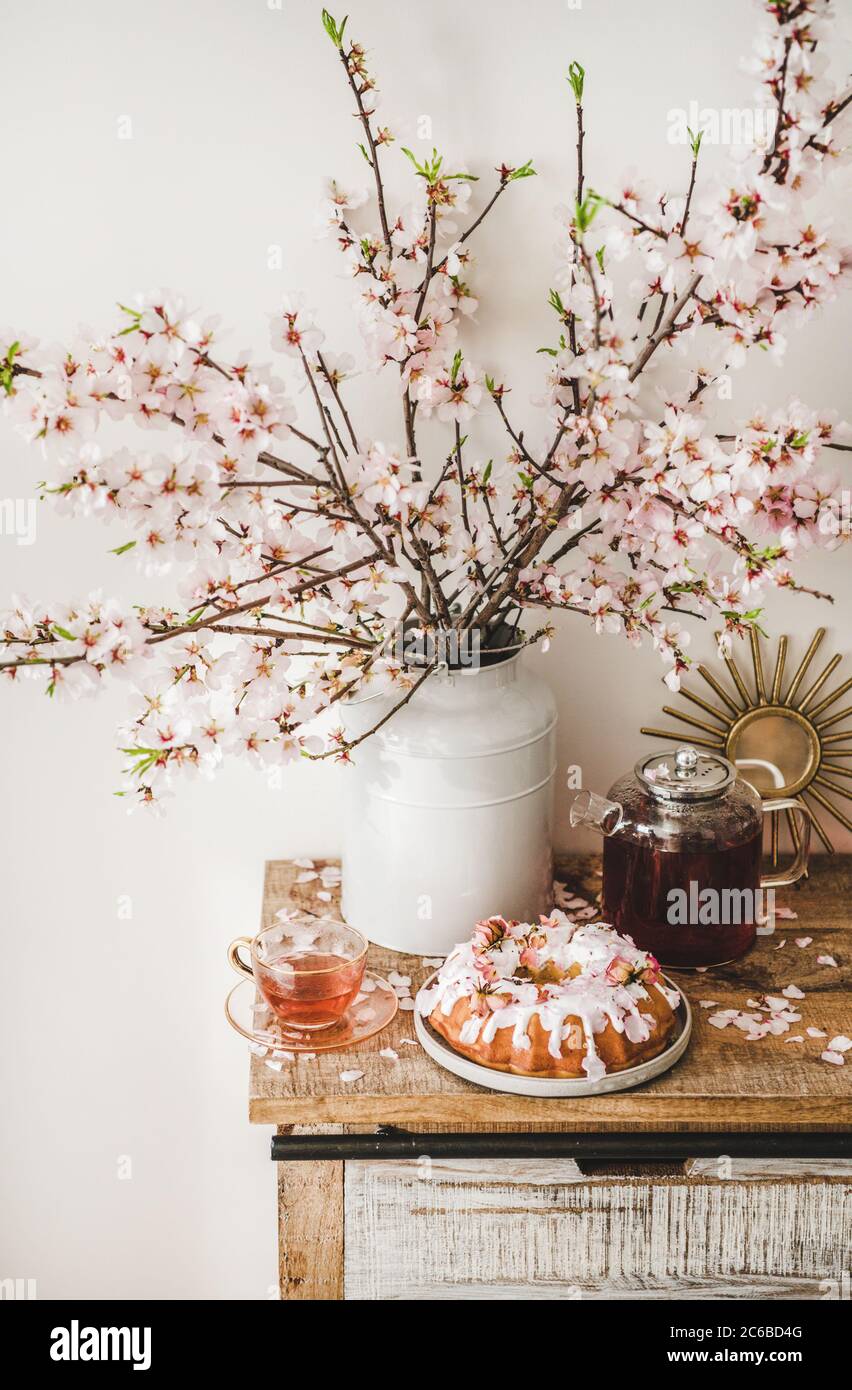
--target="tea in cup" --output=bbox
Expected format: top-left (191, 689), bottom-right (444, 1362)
top-left (228, 914), bottom-right (367, 1032)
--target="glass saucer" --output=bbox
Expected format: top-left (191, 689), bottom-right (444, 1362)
top-left (224, 971), bottom-right (398, 1054)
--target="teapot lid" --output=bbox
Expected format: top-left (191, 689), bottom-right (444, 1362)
top-left (635, 745), bottom-right (736, 802)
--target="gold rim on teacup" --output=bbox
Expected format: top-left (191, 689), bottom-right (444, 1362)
top-left (227, 917), bottom-right (368, 980)
top-left (227, 915), bottom-right (369, 1033)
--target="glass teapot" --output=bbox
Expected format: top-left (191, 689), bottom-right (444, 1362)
top-left (570, 745), bottom-right (812, 968)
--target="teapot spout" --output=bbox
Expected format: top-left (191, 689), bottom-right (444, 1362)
top-left (570, 789), bottom-right (625, 837)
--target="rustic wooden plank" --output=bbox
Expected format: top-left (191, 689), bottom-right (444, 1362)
top-left (344, 1158), bottom-right (852, 1300)
top-left (250, 856), bottom-right (852, 1130)
top-left (340, 1275), bottom-right (839, 1301)
top-left (373, 1155), bottom-right (852, 1187)
top-left (256, 1093), bottom-right (849, 1127)
top-left (277, 1125), bottom-right (343, 1300)
top-left (685, 1157), bottom-right (852, 1179)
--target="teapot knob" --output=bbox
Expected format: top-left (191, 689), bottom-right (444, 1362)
top-left (675, 745), bottom-right (699, 776)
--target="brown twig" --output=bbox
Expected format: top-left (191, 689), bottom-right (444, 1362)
top-left (306, 660), bottom-right (437, 760)
top-left (762, 35), bottom-right (793, 174)
top-left (628, 273), bottom-right (702, 380)
top-left (212, 624), bottom-right (375, 649)
top-left (316, 351), bottom-right (360, 453)
top-left (609, 203), bottom-right (667, 240)
top-left (337, 45), bottom-right (393, 256)
top-left (679, 149), bottom-right (700, 237)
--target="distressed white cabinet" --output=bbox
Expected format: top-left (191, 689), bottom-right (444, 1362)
top-left (250, 858), bottom-right (852, 1300)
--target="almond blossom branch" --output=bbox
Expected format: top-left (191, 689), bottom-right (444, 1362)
top-left (316, 351), bottom-right (360, 453)
top-left (679, 132), bottom-right (702, 237)
top-left (329, 23), bottom-right (393, 256)
top-left (628, 272), bottom-right (702, 380)
top-left (306, 659), bottom-right (437, 760)
top-left (1, 0), bottom-right (848, 802)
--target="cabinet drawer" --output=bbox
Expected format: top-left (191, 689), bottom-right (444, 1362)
top-left (343, 1157), bottom-right (852, 1300)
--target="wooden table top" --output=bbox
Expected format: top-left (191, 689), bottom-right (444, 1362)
top-left (247, 855), bottom-right (851, 1131)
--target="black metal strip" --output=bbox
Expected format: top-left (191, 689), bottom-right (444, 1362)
top-left (271, 1127), bottom-right (852, 1163)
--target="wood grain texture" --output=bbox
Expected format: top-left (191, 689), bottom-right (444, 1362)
top-left (344, 1158), bottom-right (852, 1300)
top-left (249, 856), bottom-right (852, 1130)
top-left (276, 1126), bottom-right (343, 1300)
top-left (685, 1157), bottom-right (852, 1179)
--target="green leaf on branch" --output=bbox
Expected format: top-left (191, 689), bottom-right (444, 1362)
top-left (357, 142), bottom-right (372, 166)
top-left (574, 192), bottom-right (602, 233)
top-left (116, 304), bottom-right (142, 338)
top-left (567, 60), bottom-right (585, 104)
top-left (482, 460), bottom-right (493, 484)
top-left (52, 625), bottom-right (76, 642)
top-left (120, 745), bottom-right (167, 779)
top-left (537, 346), bottom-right (558, 356)
top-left (402, 145), bottom-right (477, 185)
top-left (402, 146), bottom-right (441, 180)
top-left (116, 303), bottom-right (142, 336)
top-left (321, 9), bottom-right (348, 47)
top-left (1, 339), bottom-right (21, 394)
top-left (508, 160), bottom-right (537, 180)
top-left (722, 607), bottom-right (768, 637)
top-left (450, 349), bottom-right (463, 385)
top-left (595, 246), bottom-right (606, 271)
top-left (109, 540), bottom-right (136, 556)
top-left (518, 472), bottom-right (534, 490)
top-left (687, 126), bottom-right (704, 159)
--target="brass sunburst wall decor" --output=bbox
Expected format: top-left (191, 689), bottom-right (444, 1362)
top-left (641, 628), bottom-right (852, 863)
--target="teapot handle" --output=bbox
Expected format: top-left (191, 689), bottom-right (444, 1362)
top-left (760, 798), bottom-right (812, 889)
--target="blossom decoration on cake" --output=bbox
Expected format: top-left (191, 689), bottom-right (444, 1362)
top-left (415, 912), bottom-right (681, 1081)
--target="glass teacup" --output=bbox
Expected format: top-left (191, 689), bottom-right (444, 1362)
top-left (228, 914), bottom-right (368, 1033)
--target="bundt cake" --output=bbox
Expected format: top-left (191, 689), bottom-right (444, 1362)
top-left (415, 911), bottom-right (681, 1080)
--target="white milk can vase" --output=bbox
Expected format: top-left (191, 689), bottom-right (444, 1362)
top-left (341, 655), bottom-right (557, 954)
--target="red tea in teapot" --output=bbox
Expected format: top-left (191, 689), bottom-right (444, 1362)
top-left (571, 745), bottom-right (812, 969)
top-left (602, 826), bottom-right (764, 968)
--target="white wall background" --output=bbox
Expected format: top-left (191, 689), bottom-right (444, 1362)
top-left (1, 0), bottom-right (849, 1298)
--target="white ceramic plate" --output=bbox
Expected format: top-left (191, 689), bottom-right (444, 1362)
top-left (413, 972), bottom-right (692, 1098)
